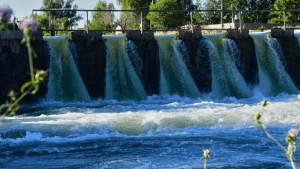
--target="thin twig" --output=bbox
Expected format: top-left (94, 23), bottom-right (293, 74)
top-left (203, 158), bottom-right (207, 169)
top-left (26, 38), bottom-right (35, 83)
top-left (0, 85), bottom-right (34, 119)
top-left (259, 123), bottom-right (287, 152)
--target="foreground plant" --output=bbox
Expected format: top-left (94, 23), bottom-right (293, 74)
top-left (0, 6), bottom-right (12, 31)
top-left (254, 100), bottom-right (298, 169)
top-left (0, 18), bottom-right (48, 118)
top-left (200, 149), bottom-right (210, 169)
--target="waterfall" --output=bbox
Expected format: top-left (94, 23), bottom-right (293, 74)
top-left (202, 34), bottom-right (252, 99)
top-left (124, 40), bottom-right (143, 77)
top-left (295, 32), bottom-right (300, 52)
top-left (251, 33), bottom-right (298, 96)
top-left (197, 39), bottom-right (212, 92)
top-left (104, 35), bottom-right (147, 101)
top-left (295, 32), bottom-right (300, 71)
top-left (44, 36), bottom-right (91, 102)
top-left (68, 42), bottom-right (78, 66)
top-left (155, 34), bottom-right (200, 98)
top-left (174, 39), bottom-right (191, 69)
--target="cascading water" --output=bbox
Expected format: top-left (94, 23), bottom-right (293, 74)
top-left (295, 31), bottom-right (300, 61)
top-left (44, 36), bottom-right (91, 102)
top-left (174, 39), bottom-right (191, 71)
top-left (201, 34), bottom-right (252, 99)
top-left (104, 35), bottom-right (147, 100)
top-left (124, 40), bottom-right (143, 77)
top-left (250, 32), bottom-right (298, 96)
top-left (295, 32), bottom-right (300, 49)
top-left (68, 41), bottom-right (78, 66)
top-left (155, 34), bottom-right (200, 98)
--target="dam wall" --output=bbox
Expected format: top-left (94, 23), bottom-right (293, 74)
top-left (71, 31), bottom-right (106, 99)
top-left (126, 31), bottom-right (159, 96)
top-left (271, 28), bottom-right (300, 88)
top-left (0, 30), bottom-right (47, 102)
top-left (178, 30), bottom-right (203, 91)
top-left (227, 29), bottom-right (258, 85)
top-left (1, 28), bottom-right (300, 101)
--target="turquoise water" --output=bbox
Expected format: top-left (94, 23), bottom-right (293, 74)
top-left (1, 92), bottom-right (300, 168)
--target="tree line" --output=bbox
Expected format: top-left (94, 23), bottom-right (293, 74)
top-left (32, 0), bottom-right (300, 35)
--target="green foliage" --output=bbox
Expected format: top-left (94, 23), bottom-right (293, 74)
top-left (32, 0), bottom-right (83, 35)
top-left (118, 0), bottom-right (195, 30)
top-left (89, 1), bottom-right (115, 31)
top-left (118, 0), bottom-right (152, 12)
top-left (202, 0), bottom-right (241, 24)
top-left (202, 0), bottom-right (276, 24)
top-left (203, 0), bottom-right (221, 24)
top-left (117, 7), bottom-right (140, 31)
top-left (268, 0), bottom-right (300, 24)
top-left (117, 0), bottom-right (153, 31)
top-left (146, 0), bottom-right (184, 29)
top-left (128, 23), bottom-right (139, 30)
top-left (44, 0), bottom-right (83, 27)
top-left (0, 13), bottom-right (11, 31)
top-left (241, 0), bottom-right (275, 23)
top-left (193, 1), bottom-right (204, 25)
top-left (31, 13), bottom-right (48, 30)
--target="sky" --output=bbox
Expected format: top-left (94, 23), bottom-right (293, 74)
top-left (1, 0), bottom-right (120, 28)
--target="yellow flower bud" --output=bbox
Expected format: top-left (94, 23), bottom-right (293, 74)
top-left (261, 100), bottom-right (267, 108)
top-left (203, 149), bottom-right (210, 158)
top-left (254, 112), bottom-right (261, 121)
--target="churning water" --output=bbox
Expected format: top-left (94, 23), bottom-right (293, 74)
top-left (1, 94), bottom-right (300, 168)
top-left (1, 33), bottom-right (300, 168)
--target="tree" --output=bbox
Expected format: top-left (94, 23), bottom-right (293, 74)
top-left (240, 0), bottom-right (275, 23)
top-left (117, 7), bottom-right (141, 32)
top-left (268, 0), bottom-right (300, 24)
top-left (89, 1), bottom-right (115, 31)
top-left (183, 0), bottom-right (195, 24)
top-left (117, 0), bottom-right (152, 13)
top-left (202, 0), bottom-right (222, 24)
top-left (32, 0), bottom-right (83, 35)
top-left (193, 0), bottom-right (204, 25)
top-left (117, 0), bottom-right (152, 30)
top-left (202, 0), bottom-right (275, 24)
top-left (146, 0), bottom-right (184, 29)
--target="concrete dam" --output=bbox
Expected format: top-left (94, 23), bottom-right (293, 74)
top-left (1, 28), bottom-right (300, 102)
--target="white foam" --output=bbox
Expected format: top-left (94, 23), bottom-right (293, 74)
top-left (1, 92), bottom-right (300, 146)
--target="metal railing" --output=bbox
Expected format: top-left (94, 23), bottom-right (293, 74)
top-left (32, 9), bottom-right (300, 34)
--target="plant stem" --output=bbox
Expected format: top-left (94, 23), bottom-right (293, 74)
top-left (26, 37), bottom-right (35, 83)
top-left (288, 144), bottom-right (297, 169)
top-left (203, 158), bottom-right (207, 169)
top-left (0, 85), bottom-right (34, 119)
top-left (291, 158), bottom-right (297, 169)
top-left (259, 123), bottom-right (287, 152)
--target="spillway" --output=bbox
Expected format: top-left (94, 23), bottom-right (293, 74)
top-left (155, 34), bottom-right (200, 98)
top-left (251, 32), bottom-right (298, 96)
top-left (104, 35), bottom-right (147, 101)
top-left (44, 36), bottom-right (91, 102)
top-left (201, 34), bottom-right (252, 99)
